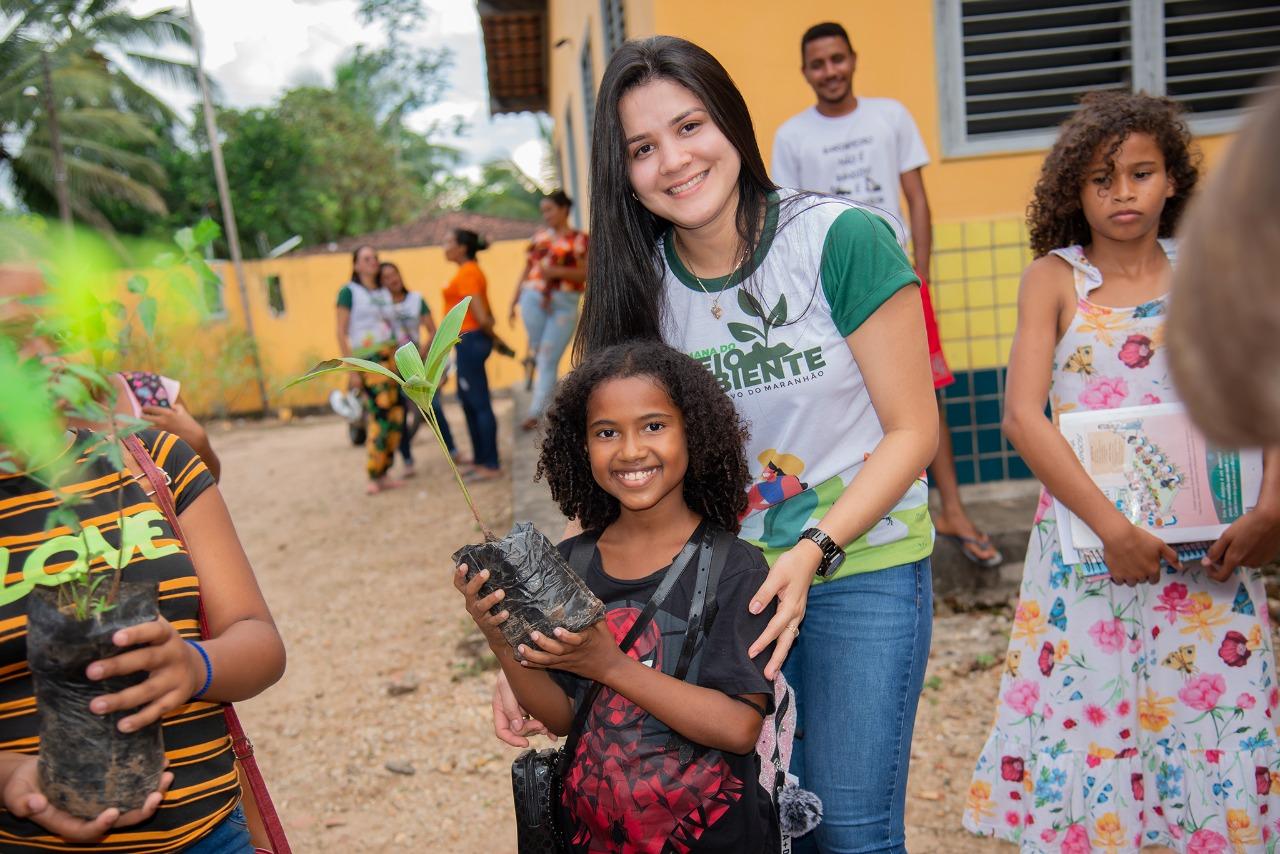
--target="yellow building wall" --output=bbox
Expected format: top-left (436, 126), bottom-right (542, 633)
top-left (548, 0), bottom-right (1235, 376)
top-left (154, 237), bottom-right (534, 416)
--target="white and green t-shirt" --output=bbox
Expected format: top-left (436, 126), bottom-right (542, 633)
top-left (336, 281), bottom-right (397, 356)
top-left (659, 191), bottom-right (934, 581)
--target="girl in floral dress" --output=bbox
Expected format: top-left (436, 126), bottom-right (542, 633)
top-left (965, 91), bottom-right (1280, 853)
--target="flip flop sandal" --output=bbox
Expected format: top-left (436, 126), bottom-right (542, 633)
top-left (939, 533), bottom-right (1004, 569)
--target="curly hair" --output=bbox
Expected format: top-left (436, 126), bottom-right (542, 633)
top-left (536, 340), bottom-right (752, 534)
top-left (1028, 90), bottom-right (1200, 257)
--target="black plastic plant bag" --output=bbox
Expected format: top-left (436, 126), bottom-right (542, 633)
top-left (454, 521), bottom-right (604, 653)
top-left (27, 581), bottom-right (166, 819)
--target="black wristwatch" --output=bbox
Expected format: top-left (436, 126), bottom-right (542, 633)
top-left (800, 527), bottom-right (845, 578)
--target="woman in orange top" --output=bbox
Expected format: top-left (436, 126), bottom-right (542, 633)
top-left (442, 229), bottom-right (508, 479)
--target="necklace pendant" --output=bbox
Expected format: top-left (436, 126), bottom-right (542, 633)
top-left (710, 304), bottom-right (723, 320)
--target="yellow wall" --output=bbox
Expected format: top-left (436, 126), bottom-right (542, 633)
top-left (171, 237), bottom-right (534, 416)
top-left (547, 0), bottom-right (1236, 374)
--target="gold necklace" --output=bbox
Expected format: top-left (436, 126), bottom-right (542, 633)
top-left (675, 237), bottom-right (747, 320)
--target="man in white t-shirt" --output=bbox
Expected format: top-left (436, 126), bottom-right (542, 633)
top-left (772, 21), bottom-right (1004, 569)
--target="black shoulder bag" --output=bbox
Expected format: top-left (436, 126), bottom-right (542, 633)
top-left (511, 523), bottom-right (722, 854)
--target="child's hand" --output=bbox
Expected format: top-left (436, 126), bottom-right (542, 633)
top-left (1102, 524), bottom-right (1180, 586)
top-left (454, 565), bottom-right (511, 653)
top-left (516, 622), bottom-right (623, 683)
top-left (140, 403), bottom-right (205, 448)
top-left (1204, 506), bottom-right (1280, 582)
top-left (86, 618), bottom-right (205, 732)
top-left (4, 755), bottom-right (173, 842)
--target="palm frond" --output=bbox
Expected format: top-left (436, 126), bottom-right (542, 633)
top-left (57, 133), bottom-right (165, 184)
top-left (90, 8), bottom-right (192, 51)
top-left (55, 107), bottom-right (157, 143)
top-left (120, 50), bottom-right (196, 91)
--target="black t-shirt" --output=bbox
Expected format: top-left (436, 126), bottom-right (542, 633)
top-left (552, 532), bottom-right (780, 854)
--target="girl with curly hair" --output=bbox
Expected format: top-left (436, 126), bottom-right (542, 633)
top-left (456, 340), bottom-right (781, 851)
top-left (965, 90), bottom-right (1280, 851)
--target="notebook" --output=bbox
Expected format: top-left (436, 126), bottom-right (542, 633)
top-left (1052, 402), bottom-right (1263, 579)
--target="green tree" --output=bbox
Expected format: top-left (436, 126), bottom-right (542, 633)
top-left (458, 160), bottom-right (542, 221)
top-left (0, 1), bottom-right (195, 233)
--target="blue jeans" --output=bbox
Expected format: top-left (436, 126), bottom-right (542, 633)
top-left (783, 559), bottom-right (933, 854)
top-left (183, 804), bottom-right (252, 853)
top-left (519, 288), bottom-right (580, 419)
top-left (456, 331), bottom-right (499, 470)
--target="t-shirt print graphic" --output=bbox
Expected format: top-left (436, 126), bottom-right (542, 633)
top-left (562, 606), bottom-right (744, 854)
top-left (701, 290), bottom-right (828, 396)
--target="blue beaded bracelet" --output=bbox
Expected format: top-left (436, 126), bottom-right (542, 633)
top-left (185, 639), bottom-right (213, 700)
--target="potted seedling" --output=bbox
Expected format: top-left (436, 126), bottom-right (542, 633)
top-left (288, 297), bottom-right (604, 651)
top-left (1, 219), bottom-right (225, 817)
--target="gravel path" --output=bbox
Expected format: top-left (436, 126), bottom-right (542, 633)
top-left (214, 411), bottom-right (1015, 852)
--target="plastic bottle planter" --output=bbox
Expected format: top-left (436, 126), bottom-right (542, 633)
top-left (453, 522), bottom-right (605, 654)
top-left (27, 582), bottom-right (166, 819)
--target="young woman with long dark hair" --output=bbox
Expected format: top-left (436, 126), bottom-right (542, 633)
top-left (494, 36), bottom-right (938, 853)
top-left (335, 244), bottom-right (405, 494)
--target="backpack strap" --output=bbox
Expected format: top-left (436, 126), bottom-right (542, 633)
top-left (672, 527), bottom-right (734, 680)
top-left (557, 522), bottom-right (707, 773)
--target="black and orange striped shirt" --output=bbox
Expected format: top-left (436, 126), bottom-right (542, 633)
top-left (0, 430), bottom-right (237, 852)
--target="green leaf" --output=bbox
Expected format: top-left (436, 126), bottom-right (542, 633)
top-left (285, 356), bottom-right (405, 390)
top-left (738, 289), bottom-right (765, 319)
top-left (767, 294), bottom-right (788, 328)
top-left (727, 322), bottom-right (762, 343)
top-left (394, 341), bottom-right (425, 382)
top-left (191, 218), bottom-right (221, 247)
top-left (174, 227), bottom-right (197, 253)
top-left (424, 297), bottom-right (470, 387)
top-left (138, 296), bottom-right (158, 337)
top-left (126, 275), bottom-right (148, 295)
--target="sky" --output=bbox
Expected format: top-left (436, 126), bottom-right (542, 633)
top-left (126, 0), bottom-right (548, 183)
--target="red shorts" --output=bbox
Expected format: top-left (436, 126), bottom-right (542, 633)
top-left (918, 275), bottom-right (954, 390)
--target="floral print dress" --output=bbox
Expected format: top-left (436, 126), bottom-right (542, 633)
top-left (965, 241), bottom-right (1280, 853)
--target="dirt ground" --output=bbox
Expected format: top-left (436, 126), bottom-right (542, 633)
top-left (215, 408), bottom-right (1015, 853)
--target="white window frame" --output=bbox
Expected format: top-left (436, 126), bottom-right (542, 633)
top-left (935, 0), bottom-right (1266, 157)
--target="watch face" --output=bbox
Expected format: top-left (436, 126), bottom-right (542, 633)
top-left (817, 548), bottom-right (846, 578)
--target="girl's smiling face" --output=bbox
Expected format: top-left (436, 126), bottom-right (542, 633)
top-left (586, 375), bottom-right (689, 518)
top-left (619, 78), bottom-right (742, 233)
top-left (1079, 132), bottom-right (1175, 241)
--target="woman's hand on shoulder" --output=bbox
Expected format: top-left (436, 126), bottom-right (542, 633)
top-left (747, 539), bottom-right (821, 679)
top-left (1100, 521), bottom-right (1180, 586)
top-left (85, 618), bottom-right (205, 732)
top-left (2, 753), bottom-right (173, 842)
top-left (455, 565), bottom-right (514, 654)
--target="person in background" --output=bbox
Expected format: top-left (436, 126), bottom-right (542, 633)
top-left (1169, 85), bottom-right (1280, 448)
top-left (965, 90), bottom-right (1280, 849)
top-left (377, 261), bottom-right (458, 476)
top-left (443, 230), bottom-right (507, 481)
top-left (508, 190), bottom-right (589, 432)
top-left (772, 21), bottom-right (1002, 569)
top-left (0, 267), bottom-right (286, 853)
top-left (335, 244), bottom-right (404, 495)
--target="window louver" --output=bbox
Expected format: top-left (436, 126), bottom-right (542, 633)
top-left (961, 0), bottom-right (1133, 138)
top-left (600, 0), bottom-right (626, 58)
top-left (1163, 0), bottom-right (1280, 116)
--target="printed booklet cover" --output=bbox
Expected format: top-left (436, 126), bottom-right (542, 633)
top-left (1053, 402), bottom-right (1263, 571)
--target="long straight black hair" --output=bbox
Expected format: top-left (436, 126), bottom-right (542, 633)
top-left (574, 36), bottom-right (778, 361)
